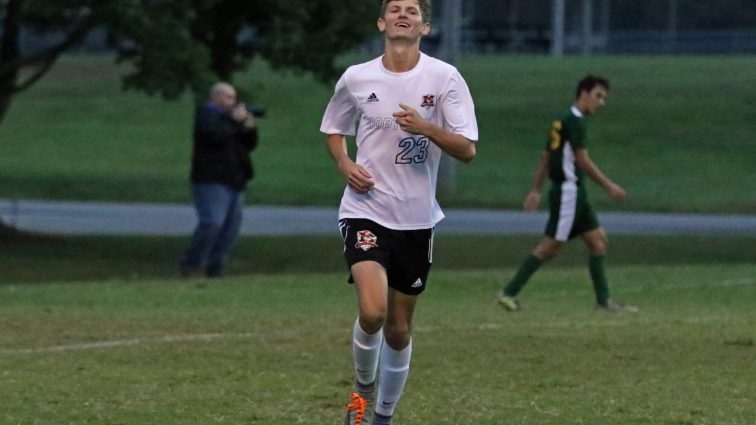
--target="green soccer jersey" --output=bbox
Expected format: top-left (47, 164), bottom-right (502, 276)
top-left (545, 106), bottom-right (587, 185)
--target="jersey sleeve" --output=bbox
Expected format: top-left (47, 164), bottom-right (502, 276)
top-left (544, 120), bottom-right (562, 151)
top-left (320, 73), bottom-right (360, 136)
top-left (441, 71), bottom-right (479, 142)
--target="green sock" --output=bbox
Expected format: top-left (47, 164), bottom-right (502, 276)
top-left (589, 255), bottom-right (610, 305)
top-left (504, 255), bottom-right (542, 296)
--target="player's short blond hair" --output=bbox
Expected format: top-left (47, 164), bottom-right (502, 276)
top-left (380, 0), bottom-right (431, 24)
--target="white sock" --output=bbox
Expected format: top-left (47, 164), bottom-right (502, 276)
top-left (374, 338), bottom-right (412, 417)
top-left (353, 319), bottom-right (382, 386)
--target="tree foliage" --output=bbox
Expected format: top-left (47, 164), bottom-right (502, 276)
top-left (0, 0), bottom-right (378, 122)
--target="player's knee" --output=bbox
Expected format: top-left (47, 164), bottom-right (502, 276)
top-left (538, 250), bottom-right (558, 261)
top-left (534, 244), bottom-right (560, 261)
top-left (359, 311), bottom-right (386, 334)
top-left (590, 235), bottom-right (608, 255)
top-left (591, 242), bottom-right (607, 256)
top-left (383, 322), bottom-right (412, 349)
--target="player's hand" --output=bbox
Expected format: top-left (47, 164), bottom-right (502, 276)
top-left (524, 191), bottom-right (541, 212)
top-left (607, 182), bottom-right (627, 201)
top-left (339, 160), bottom-right (375, 194)
top-left (393, 103), bottom-right (428, 135)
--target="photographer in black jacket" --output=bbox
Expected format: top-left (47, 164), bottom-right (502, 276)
top-left (179, 82), bottom-right (259, 278)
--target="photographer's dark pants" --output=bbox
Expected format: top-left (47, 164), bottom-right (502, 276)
top-left (180, 183), bottom-right (244, 277)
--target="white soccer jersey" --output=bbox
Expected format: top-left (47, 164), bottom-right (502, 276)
top-left (320, 53), bottom-right (478, 230)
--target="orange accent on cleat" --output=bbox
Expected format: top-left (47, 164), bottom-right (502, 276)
top-left (345, 392), bottom-right (369, 425)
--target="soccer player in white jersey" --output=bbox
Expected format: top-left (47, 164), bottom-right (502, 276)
top-left (320, 1), bottom-right (478, 424)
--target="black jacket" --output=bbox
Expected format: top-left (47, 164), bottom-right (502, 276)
top-left (190, 103), bottom-right (259, 191)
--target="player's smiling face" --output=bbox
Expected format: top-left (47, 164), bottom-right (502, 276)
top-left (378, 0), bottom-right (430, 41)
top-left (581, 86), bottom-right (608, 115)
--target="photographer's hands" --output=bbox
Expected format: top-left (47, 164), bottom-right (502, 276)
top-left (232, 104), bottom-right (256, 128)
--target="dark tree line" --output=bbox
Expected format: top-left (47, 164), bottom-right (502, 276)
top-left (0, 0), bottom-right (378, 123)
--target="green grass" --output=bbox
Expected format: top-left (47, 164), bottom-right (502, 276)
top-left (1, 233), bottom-right (754, 284)
top-left (1, 263), bottom-right (754, 424)
top-left (0, 54), bottom-right (754, 212)
top-left (1, 52), bottom-right (753, 424)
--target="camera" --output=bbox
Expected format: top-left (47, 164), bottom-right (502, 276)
top-left (243, 105), bottom-right (266, 118)
top-left (248, 107), bottom-right (266, 118)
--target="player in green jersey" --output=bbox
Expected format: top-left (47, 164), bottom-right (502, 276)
top-left (497, 75), bottom-right (637, 313)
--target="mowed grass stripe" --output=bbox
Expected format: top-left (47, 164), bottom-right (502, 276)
top-left (0, 264), bottom-right (754, 424)
top-left (0, 54), bottom-right (754, 212)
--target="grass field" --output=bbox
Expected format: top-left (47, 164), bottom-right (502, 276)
top-left (1, 233), bottom-right (754, 284)
top-left (1, 51), bottom-right (754, 424)
top-left (1, 263), bottom-right (754, 424)
top-left (1, 233), bottom-right (754, 423)
top-left (0, 54), bottom-right (754, 212)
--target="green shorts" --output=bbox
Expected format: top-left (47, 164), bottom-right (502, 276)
top-left (544, 182), bottom-right (599, 241)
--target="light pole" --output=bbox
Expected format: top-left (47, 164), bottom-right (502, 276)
top-left (551, 0), bottom-right (566, 57)
top-left (438, 0), bottom-right (463, 194)
top-left (582, 0), bottom-right (593, 55)
top-left (667, 0), bottom-right (678, 52)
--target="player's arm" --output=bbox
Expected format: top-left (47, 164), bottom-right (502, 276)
top-left (523, 150), bottom-right (550, 211)
top-left (574, 148), bottom-right (626, 201)
top-left (325, 134), bottom-right (374, 194)
top-left (393, 103), bottom-right (476, 163)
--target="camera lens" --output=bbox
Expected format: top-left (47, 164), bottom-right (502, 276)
top-left (245, 107), bottom-right (266, 118)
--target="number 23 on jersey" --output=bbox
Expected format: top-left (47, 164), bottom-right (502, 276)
top-left (395, 136), bottom-right (430, 164)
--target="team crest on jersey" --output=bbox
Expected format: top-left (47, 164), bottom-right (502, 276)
top-left (421, 94), bottom-right (435, 110)
top-left (355, 230), bottom-right (378, 251)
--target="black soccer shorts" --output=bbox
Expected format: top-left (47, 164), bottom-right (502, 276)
top-left (339, 218), bottom-right (434, 296)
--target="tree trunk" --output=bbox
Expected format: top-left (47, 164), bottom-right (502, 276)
top-left (1, 1), bottom-right (92, 123)
top-left (0, 78), bottom-right (15, 123)
top-left (0, 0), bottom-right (23, 123)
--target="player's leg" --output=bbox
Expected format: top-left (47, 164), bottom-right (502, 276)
top-left (581, 227), bottom-right (638, 312)
top-left (352, 261), bottom-right (388, 384)
top-left (573, 192), bottom-right (614, 307)
top-left (499, 183), bottom-right (573, 310)
top-left (581, 227), bottom-right (610, 304)
top-left (373, 288), bottom-right (418, 425)
top-left (581, 226), bottom-right (607, 257)
top-left (340, 218), bottom-right (391, 425)
top-left (371, 226), bottom-right (432, 425)
top-left (344, 262), bottom-right (387, 425)
top-left (500, 237), bottom-right (562, 302)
